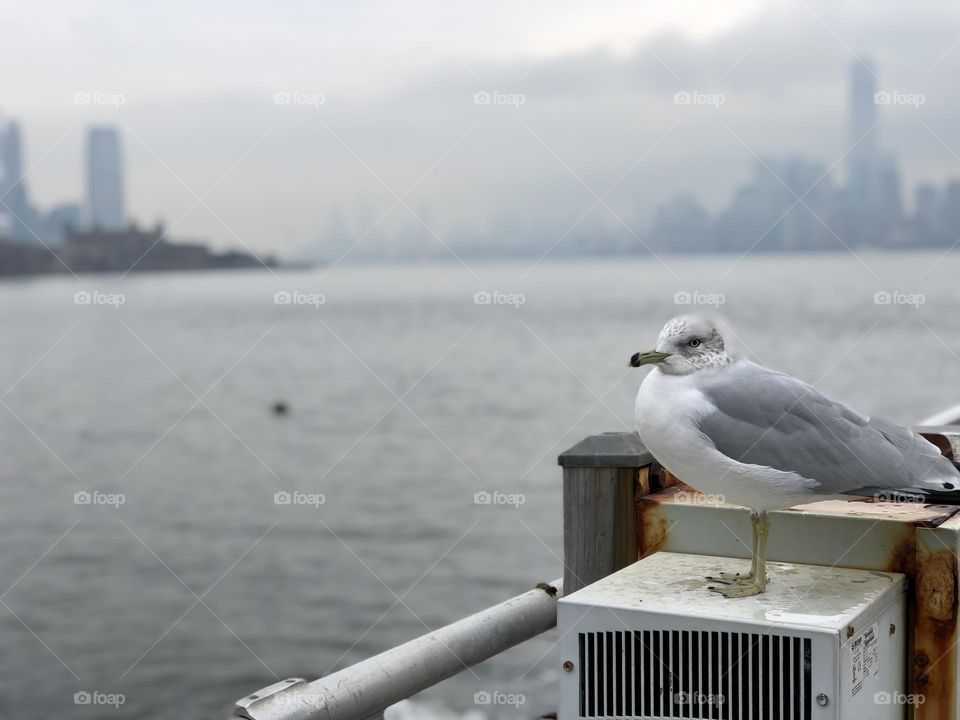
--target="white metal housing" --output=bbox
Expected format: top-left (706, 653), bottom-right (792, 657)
top-left (558, 552), bottom-right (906, 720)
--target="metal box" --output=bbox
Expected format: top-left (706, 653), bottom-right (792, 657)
top-left (558, 552), bottom-right (907, 720)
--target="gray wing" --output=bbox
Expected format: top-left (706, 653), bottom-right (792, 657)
top-left (697, 361), bottom-right (960, 496)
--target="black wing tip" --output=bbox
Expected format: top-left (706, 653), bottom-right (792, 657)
top-left (843, 486), bottom-right (960, 506)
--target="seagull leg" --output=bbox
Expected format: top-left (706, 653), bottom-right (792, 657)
top-left (705, 511), bottom-right (760, 585)
top-left (708, 512), bottom-right (769, 598)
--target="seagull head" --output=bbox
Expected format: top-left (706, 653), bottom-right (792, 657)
top-left (629, 315), bottom-right (731, 376)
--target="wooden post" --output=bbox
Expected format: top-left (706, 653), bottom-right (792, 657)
top-left (558, 432), bottom-right (654, 594)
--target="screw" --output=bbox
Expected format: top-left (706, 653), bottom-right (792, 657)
top-left (562, 660), bottom-right (574, 673)
top-left (816, 693), bottom-right (828, 706)
top-left (846, 625), bottom-right (855, 638)
top-left (917, 673), bottom-right (929, 687)
top-left (917, 653), bottom-right (929, 666)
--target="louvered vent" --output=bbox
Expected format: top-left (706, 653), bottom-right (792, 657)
top-left (577, 630), bottom-right (812, 720)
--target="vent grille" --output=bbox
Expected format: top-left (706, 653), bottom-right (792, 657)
top-left (577, 630), bottom-right (812, 719)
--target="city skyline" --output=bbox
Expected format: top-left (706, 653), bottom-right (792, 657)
top-left (643, 59), bottom-right (942, 255)
top-left (3, 0), bottom-right (960, 260)
top-left (0, 122), bottom-right (273, 275)
top-left (3, 54), bottom-right (960, 267)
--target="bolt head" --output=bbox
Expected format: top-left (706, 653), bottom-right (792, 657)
top-left (562, 660), bottom-right (574, 672)
top-left (816, 693), bottom-right (829, 706)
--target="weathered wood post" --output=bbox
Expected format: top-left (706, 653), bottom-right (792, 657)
top-left (558, 432), bottom-right (655, 594)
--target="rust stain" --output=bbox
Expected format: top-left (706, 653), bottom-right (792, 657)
top-left (648, 462), bottom-right (697, 495)
top-left (914, 545), bottom-right (958, 720)
top-left (636, 498), bottom-right (670, 558)
top-left (636, 466), bottom-right (651, 497)
top-left (918, 550), bottom-right (958, 622)
top-left (886, 534), bottom-right (918, 577)
top-left (883, 530), bottom-right (920, 715)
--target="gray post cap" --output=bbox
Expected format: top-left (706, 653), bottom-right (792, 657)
top-left (558, 432), bottom-right (654, 468)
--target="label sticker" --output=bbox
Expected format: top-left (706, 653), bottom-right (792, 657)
top-left (850, 623), bottom-right (880, 697)
top-left (863, 624), bottom-right (879, 680)
top-left (851, 632), bottom-right (864, 696)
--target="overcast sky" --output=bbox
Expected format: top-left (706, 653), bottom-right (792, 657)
top-left (3, 0), bottom-right (960, 255)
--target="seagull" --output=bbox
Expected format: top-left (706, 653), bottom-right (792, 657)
top-left (630, 315), bottom-right (960, 598)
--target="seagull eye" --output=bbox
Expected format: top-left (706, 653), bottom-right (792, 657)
top-left (688, 338), bottom-right (701, 348)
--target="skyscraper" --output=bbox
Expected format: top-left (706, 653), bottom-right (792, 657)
top-left (0, 120), bottom-right (32, 241)
top-left (847, 59), bottom-right (879, 208)
top-left (86, 127), bottom-right (125, 230)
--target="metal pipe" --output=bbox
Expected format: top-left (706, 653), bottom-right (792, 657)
top-left (232, 579), bottom-right (563, 720)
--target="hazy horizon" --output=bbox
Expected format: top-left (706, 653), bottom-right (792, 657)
top-left (4, 0), bottom-right (960, 260)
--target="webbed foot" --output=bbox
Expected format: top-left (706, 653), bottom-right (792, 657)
top-left (707, 577), bottom-right (766, 598)
top-left (705, 570), bottom-right (755, 586)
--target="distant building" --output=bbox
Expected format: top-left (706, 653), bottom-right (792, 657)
top-left (915, 183), bottom-right (940, 239)
top-left (941, 181), bottom-right (960, 245)
top-left (62, 223), bottom-right (273, 273)
top-left (86, 127), bottom-right (125, 230)
top-left (875, 154), bottom-right (903, 234)
top-left (0, 120), bottom-right (33, 242)
top-left (0, 120), bottom-right (76, 247)
top-left (650, 194), bottom-right (713, 253)
top-left (0, 239), bottom-right (56, 275)
top-left (39, 203), bottom-right (82, 246)
top-left (0, 222), bottom-right (274, 276)
top-left (847, 59), bottom-right (880, 209)
top-left (713, 157), bottom-right (837, 253)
